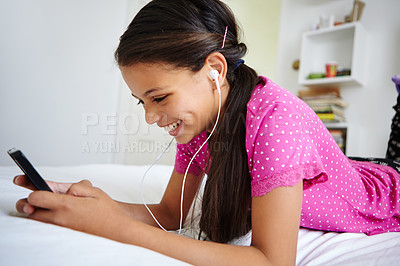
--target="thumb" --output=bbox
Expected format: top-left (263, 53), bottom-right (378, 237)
top-left (66, 180), bottom-right (96, 197)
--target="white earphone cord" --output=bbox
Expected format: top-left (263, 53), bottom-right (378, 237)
top-left (178, 77), bottom-right (221, 234)
top-left (141, 72), bottom-right (222, 234)
top-left (140, 138), bottom-right (174, 232)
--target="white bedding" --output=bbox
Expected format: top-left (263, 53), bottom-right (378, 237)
top-left (0, 164), bottom-right (399, 266)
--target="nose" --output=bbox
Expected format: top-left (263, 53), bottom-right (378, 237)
top-left (144, 104), bottom-right (161, 125)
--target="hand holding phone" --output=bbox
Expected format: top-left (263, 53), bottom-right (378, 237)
top-left (7, 148), bottom-right (53, 192)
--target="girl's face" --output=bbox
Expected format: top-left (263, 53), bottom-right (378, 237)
top-left (121, 63), bottom-right (223, 144)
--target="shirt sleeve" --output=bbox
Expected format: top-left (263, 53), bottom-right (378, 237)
top-left (246, 101), bottom-right (328, 197)
top-left (174, 131), bottom-right (209, 176)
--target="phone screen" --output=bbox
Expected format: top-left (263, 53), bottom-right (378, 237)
top-left (7, 148), bottom-right (53, 192)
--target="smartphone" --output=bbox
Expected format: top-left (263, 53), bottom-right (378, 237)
top-left (7, 148), bottom-right (53, 192)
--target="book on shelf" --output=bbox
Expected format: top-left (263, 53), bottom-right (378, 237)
top-left (303, 97), bottom-right (348, 109)
top-left (317, 112), bottom-right (346, 122)
top-left (307, 104), bottom-right (345, 117)
top-left (328, 128), bottom-right (347, 154)
top-left (298, 87), bottom-right (348, 122)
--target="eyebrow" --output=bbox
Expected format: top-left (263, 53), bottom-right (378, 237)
top-left (144, 88), bottom-right (162, 97)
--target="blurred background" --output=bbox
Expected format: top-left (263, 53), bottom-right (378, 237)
top-left (1, 0), bottom-right (399, 166)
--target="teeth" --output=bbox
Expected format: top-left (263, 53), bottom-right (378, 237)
top-left (164, 120), bottom-right (182, 132)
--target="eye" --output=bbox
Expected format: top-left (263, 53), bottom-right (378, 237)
top-left (152, 95), bottom-right (167, 103)
top-left (131, 93), bottom-right (144, 105)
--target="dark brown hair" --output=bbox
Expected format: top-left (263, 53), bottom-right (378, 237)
top-left (115, 0), bottom-right (261, 243)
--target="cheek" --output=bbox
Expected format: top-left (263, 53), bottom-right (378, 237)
top-left (172, 91), bottom-right (214, 122)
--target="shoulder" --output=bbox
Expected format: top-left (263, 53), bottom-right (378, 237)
top-left (246, 76), bottom-right (312, 132)
top-left (247, 76), bottom-right (303, 117)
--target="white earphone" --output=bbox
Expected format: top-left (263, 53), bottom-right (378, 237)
top-left (209, 69), bottom-right (221, 95)
top-left (141, 69), bottom-right (222, 235)
top-left (209, 69), bottom-right (219, 80)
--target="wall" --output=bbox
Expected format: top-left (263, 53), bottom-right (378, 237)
top-left (0, 1), bottom-right (129, 166)
top-left (276, 0), bottom-right (400, 157)
top-left (225, 0), bottom-right (282, 80)
top-left (1, 0), bottom-right (282, 167)
top-left (7, 1), bottom-right (390, 166)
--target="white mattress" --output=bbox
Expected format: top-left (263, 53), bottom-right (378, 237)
top-left (0, 164), bottom-right (399, 265)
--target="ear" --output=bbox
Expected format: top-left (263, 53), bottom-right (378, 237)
top-left (204, 52), bottom-right (227, 84)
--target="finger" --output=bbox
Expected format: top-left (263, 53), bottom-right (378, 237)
top-left (15, 198), bottom-right (35, 215)
top-left (28, 207), bottom-right (60, 226)
top-left (77, 179), bottom-right (93, 187)
top-left (27, 184), bottom-right (97, 211)
top-left (27, 181), bottom-right (100, 212)
top-left (13, 175), bottom-right (36, 191)
top-left (27, 190), bottom-right (64, 210)
top-left (66, 180), bottom-right (99, 198)
top-left (47, 180), bottom-right (73, 194)
top-left (13, 175), bottom-right (73, 194)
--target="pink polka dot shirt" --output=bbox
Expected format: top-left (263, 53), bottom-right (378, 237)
top-left (175, 76), bottom-right (400, 235)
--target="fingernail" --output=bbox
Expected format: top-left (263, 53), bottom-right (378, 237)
top-left (23, 205), bottom-right (28, 214)
top-left (13, 176), bottom-right (19, 184)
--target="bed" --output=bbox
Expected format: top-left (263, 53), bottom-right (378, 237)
top-left (1, 164), bottom-right (399, 265)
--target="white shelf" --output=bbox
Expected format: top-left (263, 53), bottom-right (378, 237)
top-left (301, 76), bottom-right (357, 86)
top-left (298, 22), bottom-right (367, 88)
top-left (324, 122), bottom-right (348, 129)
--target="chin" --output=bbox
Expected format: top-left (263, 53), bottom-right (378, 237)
top-left (174, 130), bottom-right (200, 145)
top-left (174, 125), bottom-right (205, 145)
top-left (174, 135), bottom-right (193, 145)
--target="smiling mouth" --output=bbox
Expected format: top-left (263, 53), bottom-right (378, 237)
top-left (163, 120), bottom-right (182, 132)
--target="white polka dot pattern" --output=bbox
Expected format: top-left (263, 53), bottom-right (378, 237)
top-left (174, 76), bottom-right (400, 235)
top-left (175, 131), bottom-right (209, 177)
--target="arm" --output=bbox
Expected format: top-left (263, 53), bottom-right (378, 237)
top-left (116, 169), bottom-right (204, 230)
top-left (115, 181), bottom-right (303, 265)
top-left (251, 181), bottom-right (303, 265)
top-left (18, 178), bottom-right (303, 265)
top-left (14, 168), bottom-right (203, 230)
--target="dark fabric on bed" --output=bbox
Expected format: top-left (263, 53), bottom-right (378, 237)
top-left (348, 157), bottom-right (400, 174)
top-left (386, 94), bottom-right (400, 161)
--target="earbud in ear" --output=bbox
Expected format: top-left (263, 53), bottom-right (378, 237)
top-left (209, 69), bottom-right (219, 81)
top-left (209, 70), bottom-right (221, 95)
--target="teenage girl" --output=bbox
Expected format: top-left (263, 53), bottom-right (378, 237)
top-left (13, 1), bottom-right (400, 265)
